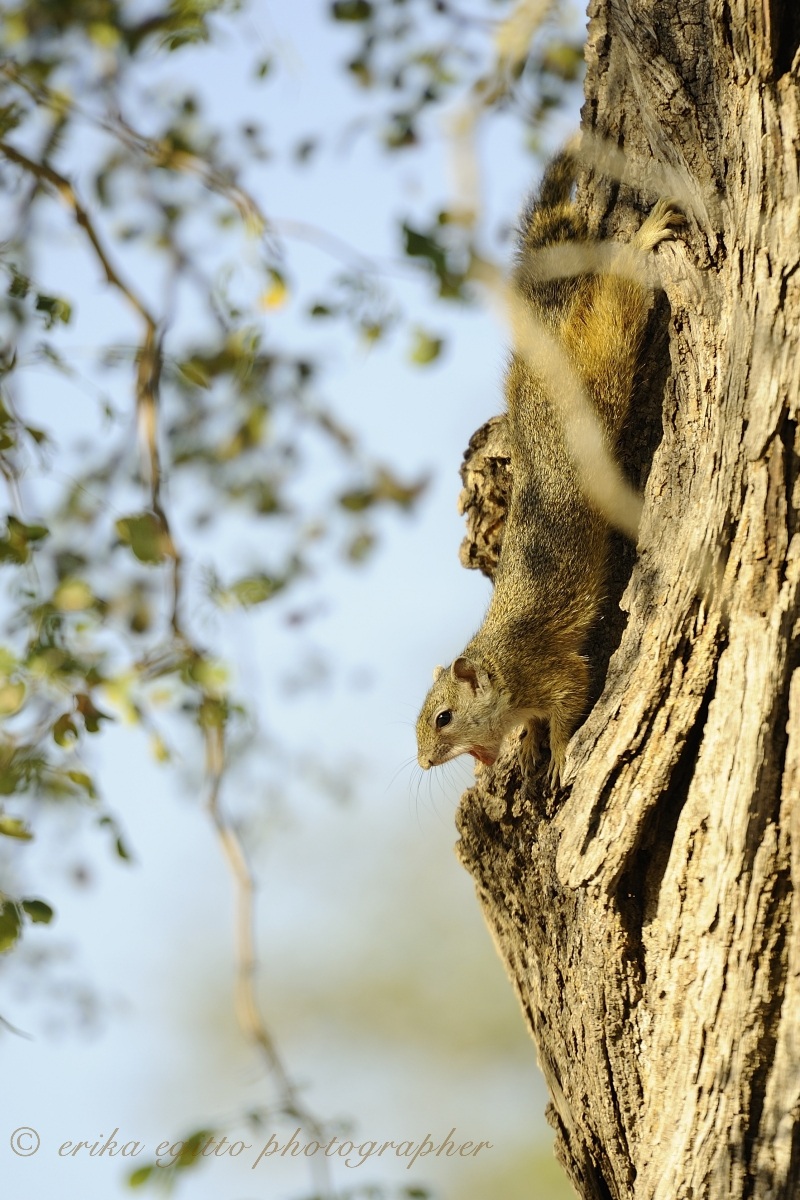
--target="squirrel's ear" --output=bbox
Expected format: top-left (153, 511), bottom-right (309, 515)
top-left (432, 665), bottom-right (444, 682)
top-left (452, 656), bottom-right (480, 692)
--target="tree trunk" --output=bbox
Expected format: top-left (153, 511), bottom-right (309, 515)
top-left (454, 3), bottom-right (800, 1197)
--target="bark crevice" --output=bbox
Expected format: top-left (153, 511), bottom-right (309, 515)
top-left (770, 2), bottom-right (800, 78)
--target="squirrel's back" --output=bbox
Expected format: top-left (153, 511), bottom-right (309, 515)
top-left (416, 154), bottom-right (681, 783)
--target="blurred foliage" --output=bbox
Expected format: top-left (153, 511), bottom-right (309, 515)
top-left (0, 0), bottom-right (582, 1194)
top-left (0, 0), bottom-right (581, 957)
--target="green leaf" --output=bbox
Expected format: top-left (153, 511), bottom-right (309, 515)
top-left (360, 320), bottom-right (384, 344)
top-left (53, 714), bottom-right (78, 746)
top-left (116, 512), bottom-right (171, 564)
top-left (0, 815), bottom-right (32, 840)
top-left (542, 42), bottom-right (585, 82)
top-left (260, 266), bottom-right (288, 310)
top-left (67, 770), bottom-right (96, 797)
top-left (35, 293), bottom-right (72, 328)
top-left (76, 693), bottom-right (113, 734)
top-left (409, 327), bottom-right (444, 365)
top-left (385, 112), bottom-right (417, 149)
top-left (0, 680), bottom-right (25, 715)
top-left (98, 815), bottom-right (133, 862)
top-left (403, 223), bottom-right (444, 265)
top-left (7, 270), bottom-right (29, 300)
top-left (0, 647), bottom-right (18, 673)
top-left (0, 901), bottom-right (21, 953)
top-left (347, 57), bottom-right (373, 86)
top-left (20, 898), bottom-right (54, 924)
top-left (54, 577), bottom-right (94, 611)
top-left (25, 424), bottom-right (48, 445)
top-left (178, 358), bottom-right (211, 388)
top-left (229, 574), bottom-right (284, 607)
top-left (128, 1164), bottom-right (155, 1188)
top-left (331, 0), bottom-right (373, 20)
top-left (401, 222), bottom-right (468, 299)
top-left (20, 521), bottom-right (48, 540)
top-left (197, 696), bottom-right (227, 730)
top-left (0, 103), bottom-right (23, 139)
top-left (347, 530), bottom-right (375, 562)
top-left (338, 486), bottom-right (374, 513)
top-left (175, 1129), bottom-right (214, 1167)
top-left (375, 467), bottom-right (429, 510)
top-left (339, 469), bottom-right (427, 514)
top-left (0, 516), bottom-right (49, 565)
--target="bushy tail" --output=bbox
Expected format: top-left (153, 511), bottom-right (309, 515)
top-left (518, 146), bottom-right (584, 257)
top-left (515, 142), bottom-right (586, 322)
top-left (537, 150), bottom-right (578, 210)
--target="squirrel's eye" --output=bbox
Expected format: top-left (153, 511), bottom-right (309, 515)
top-left (435, 710), bottom-right (453, 730)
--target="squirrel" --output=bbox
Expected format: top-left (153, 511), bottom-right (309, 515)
top-left (416, 151), bottom-right (682, 785)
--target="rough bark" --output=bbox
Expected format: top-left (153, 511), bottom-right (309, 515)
top-left (453, 3), bottom-right (800, 1197)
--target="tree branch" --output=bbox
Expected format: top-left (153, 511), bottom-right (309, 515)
top-left (203, 723), bottom-right (334, 1198)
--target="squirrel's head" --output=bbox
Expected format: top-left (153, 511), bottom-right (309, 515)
top-left (415, 655), bottom-right (506, 769)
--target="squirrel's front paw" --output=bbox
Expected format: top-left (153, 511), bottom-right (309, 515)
top-left (546, 753), bottom-right (563, 789)
top-left (546, 729), bottom-right (569, 789)
top-left (518, 720), bottom-right (546, 773)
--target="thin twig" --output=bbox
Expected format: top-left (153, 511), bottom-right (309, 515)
top-left (0, 1010), bottom-right (33, 1039)
top-left (0, 140), bottom-right (156, 328)
top-left (204, 724), bottom-right (334, 1199)
top-left (1, 65), bottom-right (268, 236)
top-left (0, 138), bottom-right (186, 633)
top-left (2, 65), bottom-right (418, 282)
